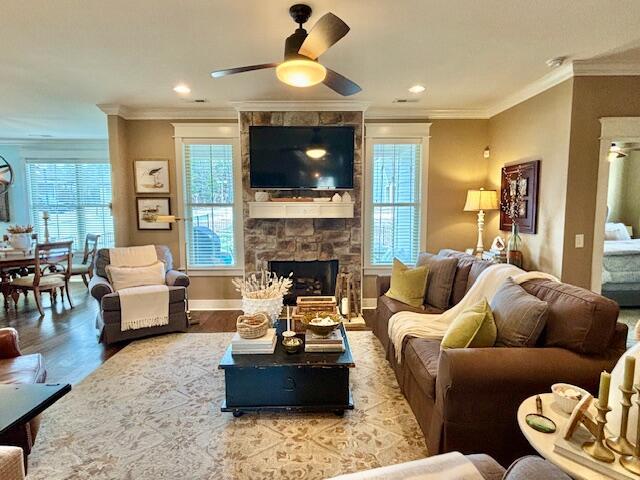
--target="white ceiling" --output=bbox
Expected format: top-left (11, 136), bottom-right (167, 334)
top-left (1, 0), bottom-right (640, 139)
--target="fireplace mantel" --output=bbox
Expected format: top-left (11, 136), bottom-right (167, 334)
top-left (248, 201), bottom-right (354, 219)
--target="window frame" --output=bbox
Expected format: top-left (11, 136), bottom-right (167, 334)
top-left (173, 123), bottom-right (243, 275)
top-left (364, 123), bottom-right (431, 274)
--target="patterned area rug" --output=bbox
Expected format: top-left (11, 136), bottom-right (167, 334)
top-left (29, 332), bottom-right (427, 479)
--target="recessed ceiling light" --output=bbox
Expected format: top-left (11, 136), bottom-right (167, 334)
top-left (173, 84), bottom-right (191, 94)
top-left (408, 85), bottom-right (426, 94)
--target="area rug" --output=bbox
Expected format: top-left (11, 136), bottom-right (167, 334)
top-left (28, 332), bottom-right (427, 479)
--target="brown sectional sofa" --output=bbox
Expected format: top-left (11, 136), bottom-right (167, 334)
top-left (369, 249), bottom-right (628, 466)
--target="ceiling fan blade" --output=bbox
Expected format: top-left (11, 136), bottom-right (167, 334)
top-left (323, 69), bottom-right (361, 96)
top-left (210, 63), bottom-right (279, 78)
top-left (298, 13), bottom-right (350, 59)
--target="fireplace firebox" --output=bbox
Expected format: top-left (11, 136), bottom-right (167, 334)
top-left (269, 260), bottom-right (339, 306)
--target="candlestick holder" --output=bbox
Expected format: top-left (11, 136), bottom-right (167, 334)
top-left (607, 385), bottom-right (635, 455)
top-left (42, 211), bottom-right (50, 243)
top-left (621, 386), bottom-right (640, 474)
top-left (582, 403), bottom-right (615, 463)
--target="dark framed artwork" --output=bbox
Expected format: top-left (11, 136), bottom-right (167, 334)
top-left (136, 197), bottom-right (172, 230)
top-left (499, 160), bottom-right (540, 234)
top-left (0, 191), bottom-right (9, 222)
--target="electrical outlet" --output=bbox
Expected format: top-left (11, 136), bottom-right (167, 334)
top-left (575, 234), bottom-right (584, 248)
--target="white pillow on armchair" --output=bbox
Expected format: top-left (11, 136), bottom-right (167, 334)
top-left (106, 261), bottom-right (165, 291)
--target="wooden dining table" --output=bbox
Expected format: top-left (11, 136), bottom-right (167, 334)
top-left (0, 248), bottom-right (36, 308)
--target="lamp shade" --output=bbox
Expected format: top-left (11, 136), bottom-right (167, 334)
top-left (464, 188), bottom-right (498, 212)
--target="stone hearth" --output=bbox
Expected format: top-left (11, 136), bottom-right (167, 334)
top-left (240, 111), bottom-right (363, 298)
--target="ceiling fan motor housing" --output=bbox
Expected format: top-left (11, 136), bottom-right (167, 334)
top-left (284, 29), bottom-right (309, 60)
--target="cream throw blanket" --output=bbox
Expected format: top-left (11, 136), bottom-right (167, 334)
top-left (327, 451), bottom-right (484, 480)
top-left (388, 263), bottom-right (559, 361)
top-left (108, 245), bottom-right (169, 332)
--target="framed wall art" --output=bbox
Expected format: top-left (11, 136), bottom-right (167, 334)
top-left (134, 159), bottom-right (170, 194)
top-left (499, 160), bottom-right (540, 234)
top-left (136, 197), bottom-right (172, 230)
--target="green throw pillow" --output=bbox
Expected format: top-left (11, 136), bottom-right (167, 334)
top-left (441, 298), bottom-right (497, 349)
top-left (385, 258), bottom-right (429, 308)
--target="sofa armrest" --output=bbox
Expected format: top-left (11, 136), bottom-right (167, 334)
top-left (89, 275), bottom-right (114, 301)
top-left (0, 328), bottom-right (21, 359)
top-left (436, 347), bottom-right (618, 422)
top-left (376, 275), bottom-right (391, 297)
top-left (0, 446), bottom-right (24, 480)
top-left (166, 269), bottom-right (190, 288)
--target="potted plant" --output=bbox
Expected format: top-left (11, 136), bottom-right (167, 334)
top-left (500, 169), bottom-right (525, 268)
top-left (6, 224), bottom-right (34, 252)
top-left (233, 270), bottom-right (293, 325)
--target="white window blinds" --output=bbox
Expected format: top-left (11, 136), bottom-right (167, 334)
top-left (369, 141), bottom-right (422, 266)
top-left (183, 142), bottom-right (237, 267)
top-left (26, 161), bottom-right (114, 249)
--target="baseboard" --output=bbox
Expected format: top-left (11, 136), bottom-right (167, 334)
top-left (362, 298), bottom-right (378, 309)
top-left (189, 299), bottom-right (242, 311)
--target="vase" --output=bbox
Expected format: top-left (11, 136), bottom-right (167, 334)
top-left (241, 295), bottom-right (284, 326)
top-left (8, 233), bottom-right (32, 252)
top-left (507, 223), bottom-right (523, 268)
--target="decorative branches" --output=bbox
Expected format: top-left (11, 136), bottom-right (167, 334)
top-left (233, 270), bottom-right (293, 299)
top-left (501, 168), bottom-right (525, 222)
top-left (7, 224), bottom-right (33, 234)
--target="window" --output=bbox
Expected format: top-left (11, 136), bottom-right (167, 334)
top-left (183, 141), bottom-right (237, 268)
top-left (26, 160), bottom-right (114, 249)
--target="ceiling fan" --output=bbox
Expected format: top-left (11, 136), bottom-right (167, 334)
top-left (210, 4), bottom-right (361, 96)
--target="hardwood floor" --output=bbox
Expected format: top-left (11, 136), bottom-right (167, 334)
top-left (0, 282), bottom-right (374, 385)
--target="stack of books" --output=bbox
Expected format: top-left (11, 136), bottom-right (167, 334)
top-left (231, 328), bottom-right (277, 354)
top-left (305, 329), bottom-right (345, 353)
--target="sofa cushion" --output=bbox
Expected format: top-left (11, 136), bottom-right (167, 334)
top-left (386, 259), bottom-right (429, 308)
top-left (378, 295), bottom-right (443, 316)
top-left (101, 286), bottom-right (186, 312)
top-left (417, 253), bottom-right (458, 310)
top-left (466, 454), bottom-right (505, 480)
top-left (467, 260), bottom-right (495, 290)
top-left (404, 338), bottom-right (442, 400)
top-left (438, 249), bottom-right (494, 301)
top-left (106, 261), bottom-right (166, 291)
top-left (491, 278), bottom-right (548, 348)
top-left (441, 299), bottom-right (497, 349)
top-left (521, 279), bottom-right (619, 355)
top-left (0, 353), bottom-right (46, 384)
top-left (95, 245), bottom-right (174, 278)
top-left (504, 456), bottom-right (571, 480)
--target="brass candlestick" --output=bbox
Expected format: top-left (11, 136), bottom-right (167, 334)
top-left (621, 386), bottom-right (640, 474)
top-left (582, 402), bottom-right (615, 463)
top-left (607, 385), bottom-right (635, 455)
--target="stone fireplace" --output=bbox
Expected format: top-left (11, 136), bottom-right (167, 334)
top-left (269, 259), bottom-right (339, 305)
top-left (240, 110), bottom-right (363, 300)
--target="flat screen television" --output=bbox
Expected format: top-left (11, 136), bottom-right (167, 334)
top-left (249, 126), bottom-right (354, 189)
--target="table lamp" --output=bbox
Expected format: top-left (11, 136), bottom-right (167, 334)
top-left (464, 188), bottom-right (498, 256)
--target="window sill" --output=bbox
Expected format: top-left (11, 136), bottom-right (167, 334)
top-left (364, 267), bottom-right (392, 276)
top-left (181, 268), bottom-right (243, 277)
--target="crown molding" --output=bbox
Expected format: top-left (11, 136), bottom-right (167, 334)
top-left (230, 100), bottom-right (371, 112)
top-left (573, 61), bottom-right (640, 76)
top-left (0, 138), bottom-right (107, 146)
top-left (485, 63), bottom-right (574, 118)
top-left (97, 104), bottom-right (237, 120)
top-left (365, 107), bottom-right (488, 119)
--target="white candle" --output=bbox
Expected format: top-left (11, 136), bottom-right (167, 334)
top-left (286, 305), bottom-right (290, 332)
top-left (341, 297), bottom-right (349, 316)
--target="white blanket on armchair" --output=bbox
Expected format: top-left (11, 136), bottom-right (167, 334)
top-left (388, 263), bottom-right (559, 362)
top-left (108, 245), bottom-right (169, 332)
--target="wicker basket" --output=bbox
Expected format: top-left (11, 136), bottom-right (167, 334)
top-left (236, 312), bottom-right (269, 339)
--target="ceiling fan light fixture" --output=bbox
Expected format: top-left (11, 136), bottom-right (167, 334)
top-left (306, 147), bottom-right (327, 159)
top-left (276, 59), bottom-right (327, 87)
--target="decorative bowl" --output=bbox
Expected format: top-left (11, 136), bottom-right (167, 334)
top-left (282, 331), bottom-right (303, 354)
top-left (301, 312), bottom-right (342, 337)
top-left (552, 383), bottom-right (588, 414)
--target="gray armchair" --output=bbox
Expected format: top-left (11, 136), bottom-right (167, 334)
top-left (89, 245), bottom-right (190, 345)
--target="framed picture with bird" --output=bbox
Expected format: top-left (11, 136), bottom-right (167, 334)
top-left (134, 159), bottom-right (170, 193)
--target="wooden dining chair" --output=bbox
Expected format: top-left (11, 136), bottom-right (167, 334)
top-left (10, 241), bottom-right (73, 317)
top-left (70, 234), bottom-right (100, 287)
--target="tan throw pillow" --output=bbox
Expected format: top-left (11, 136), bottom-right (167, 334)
top-left (385, 258), bottom-right (429, 309)
top-left (441, 298), bottom-right (497, 349)
top-left (491, 277), bottom-right (549, 347)
top-left (106, 261), bottom-right (166, 291)
top-left (416, 253), bottom-right (458, 310)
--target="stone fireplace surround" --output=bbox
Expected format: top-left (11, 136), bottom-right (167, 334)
top-left (240, 110), bottom-right (363, 300)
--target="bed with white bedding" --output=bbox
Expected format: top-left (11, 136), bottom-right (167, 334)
top-left (602, 223), bottom-right (640, 306)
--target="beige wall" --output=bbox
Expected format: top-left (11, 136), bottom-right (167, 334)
top-left (486, 80), bottom-right (574, 278)
top-left (562, 76), bottom-right (640, 287)
top-left (607, 150), bottom-right (640, 237)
